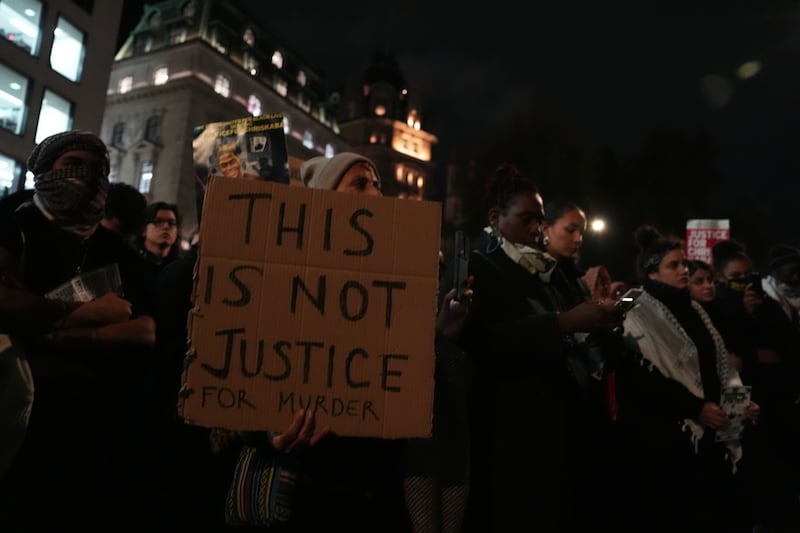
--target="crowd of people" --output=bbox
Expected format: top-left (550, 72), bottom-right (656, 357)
top-left (0, 130), bottom-right (798, 532)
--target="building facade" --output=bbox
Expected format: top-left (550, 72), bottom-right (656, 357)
top-left (104, 0), bottom-right (439, 237)
top-left (0, 0), bottom-right (123, 193)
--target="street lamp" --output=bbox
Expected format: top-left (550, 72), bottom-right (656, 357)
top-left (590, 218), bottom-right (606, 233)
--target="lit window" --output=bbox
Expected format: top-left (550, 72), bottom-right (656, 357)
top-left (210, 27), bottom-right (227, 54)
top-left (369, 134), bottom-right (377, 144)
top-left (111, 122), bottom-right (124, 147)
top-left (243, 28), bottom-right (255, 46)
top-left (275, 79), bottom-right (288, 97)
top-left (414, 121), bottom-right (421, 130)
top-left (271, 51), bottom-right (283, 69)
top-left (283, 115), bottom-right (290, 134)
top-left (297, 70), bottom-right (306, 86)
top-left (0, 63), bottom-right (29, 135)
top-left (374, 105), bottom-right (386, 116)
top-left (138, 161), bottom-right (153, 193)
top-left (169, 27), bottom-right (186, 44)
top-left (407, 172), bottom-right (413, 185)
top-left (134, 35), bottom-right (152, 55)
top-left (148, 11), bottom-right (161, 30)
top-left (297, 92), bottom-right (309, 111)
top-left (302, 130), bottom-right (313, 149)
top-left (182, 1), bottom-right (195, 18)
top-left (0, 0), bottom-right (43, 55)
top-left (0, 152), bottom-right (21, 192)
top-left (145, 115), bottom-right (161, 143)
top-left (118, 76), bottom-right (133, 93)
top-left (247, 95), bottom-right (261, 116)
top-left (23, 170), bottom-right (33, 189)
top-left (416, 177), bottom-right (424, 189)
top-left (214, 74), bottom-right (230, 97)
top-left (35, 90), bottom-right (72, 143)
top-left (50, 17), bottom-right (85, 82)
top-left (395, 166), bottom-right (403, 181)
top-left (153, 67), bottom-right (169, 85)
top-left (243, 53), bottom-right (258, 75)
top-left (324, 144), bottom-right (334, 158)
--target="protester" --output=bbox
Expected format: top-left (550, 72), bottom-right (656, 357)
top-left (0, 130), bottom-right (156, 529)
top-left (748, 244), bottom-right (800, 531)
top-left (616, 225), bottom-right (759, 533)
top-left (538, 199), bottom-right (629, 531)
top-left (459, 164), bottom-right (622, 532)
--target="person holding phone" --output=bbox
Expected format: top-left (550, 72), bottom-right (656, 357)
top-left (459, 167), bottom-right (623, 532)
top-left (616, 225), bottom-right (759, 533)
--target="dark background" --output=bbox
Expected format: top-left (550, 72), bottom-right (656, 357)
top-left (119, 0), bottom-right (799, 280)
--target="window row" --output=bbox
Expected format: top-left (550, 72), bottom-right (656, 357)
top-left (1, 61), bottom-right (73, 140)
top-left (0, 0), bottom-right (86, 81)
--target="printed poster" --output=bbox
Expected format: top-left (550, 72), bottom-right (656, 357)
top-left (192, 114), bottom-right (290, 223)
top-left (716, 385), bottom-right (751, 442)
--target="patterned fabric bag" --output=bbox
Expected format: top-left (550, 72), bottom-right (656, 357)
top-left (225, 445), bottom-right (297, 527)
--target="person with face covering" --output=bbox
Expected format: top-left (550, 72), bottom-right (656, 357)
top-left (616, 225), bottom-right (760, 533)
top-left (0, 130), bottom-right (156, 529)
top-left (747, 244), bottom-right (800, 531)
top-left (459, 165), bottom-right (623, 533)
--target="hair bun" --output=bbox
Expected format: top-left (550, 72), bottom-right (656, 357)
top-left (634, 225), bottom-right (662, 251)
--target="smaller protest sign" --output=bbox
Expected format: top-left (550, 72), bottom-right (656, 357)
top-left (716, 385), bottom-right (751, 442)
top-left (685, 219), bottom-right (730, 264)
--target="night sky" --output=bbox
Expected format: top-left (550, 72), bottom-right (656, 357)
top-left (119, 0), bottom-right (799, 260)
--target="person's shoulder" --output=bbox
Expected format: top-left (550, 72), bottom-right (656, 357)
top-left (0, 208), bottom-right (24, 253)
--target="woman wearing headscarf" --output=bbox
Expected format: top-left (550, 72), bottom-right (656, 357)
top-left (616, 225), bottom-right (760, 533)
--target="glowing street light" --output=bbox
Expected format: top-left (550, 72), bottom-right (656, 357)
top-left (590, 218), bottom-right (606, 233)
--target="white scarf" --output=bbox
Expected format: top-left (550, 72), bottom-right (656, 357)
top-left (623, 290), bottom-right (744, 472)
top-left (761, 275), bottom-right (800, 318)
top-left (483, 226), bottom-right (557, 282)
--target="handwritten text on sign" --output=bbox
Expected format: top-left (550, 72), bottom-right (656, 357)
top-left (180, 177), bottom-right (441, 438)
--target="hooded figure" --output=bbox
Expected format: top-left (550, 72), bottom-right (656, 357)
top-left (27, 130), bottom-right (110, 239)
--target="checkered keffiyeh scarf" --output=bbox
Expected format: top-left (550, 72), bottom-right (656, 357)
top-left (28, 131), bottom-right (110, 238)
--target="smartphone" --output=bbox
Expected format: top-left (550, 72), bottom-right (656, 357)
top-left (453, 230), bottom-right (469, 302)
top-left (613, 287), bottom-right (642, 313)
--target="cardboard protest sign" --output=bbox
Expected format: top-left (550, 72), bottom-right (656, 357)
top-left (193, 114), bottom-right (290, 223)
top-left (178, 177), bottom-right (441, 438)
top-left (685, 219), bottom-right (730, 264)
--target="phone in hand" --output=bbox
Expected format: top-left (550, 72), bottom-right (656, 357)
top-left (613, 287), bottom-right (642, 314)
top-left (453, 230), bottom-right (469, 302)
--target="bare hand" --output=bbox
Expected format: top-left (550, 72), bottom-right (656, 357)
top-left (745, 401), bottom-right (760, 425)
top-left (559, 300), bottom-right (622, 334)
top-left (437, 285), bottom-right (472, 339)
top-left (742, 286), bottom-right (763, 315)
top-left (271, 408), bottom-right (331, 453)
top-left (68, 293), bottom-right (132, 326)
top-left (698, 401), bottom-right (727, 429)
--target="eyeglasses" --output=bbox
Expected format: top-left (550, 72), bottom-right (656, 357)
top-left (149, 218), bottom-right (177, 228)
